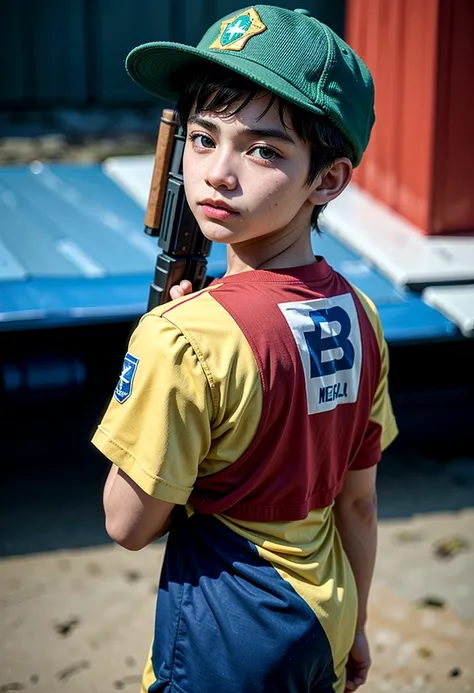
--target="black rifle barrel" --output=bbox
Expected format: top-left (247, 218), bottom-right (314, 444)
top-left (146, 111), bottom-right (212, 310)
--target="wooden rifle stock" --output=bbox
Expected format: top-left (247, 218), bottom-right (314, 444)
top-left (144, 108), bottom-right (177, 235)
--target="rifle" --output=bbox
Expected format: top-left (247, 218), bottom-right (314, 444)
top-left (144, 109), bottom-right (211, 310)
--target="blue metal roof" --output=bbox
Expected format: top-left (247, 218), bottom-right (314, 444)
top-left (0, 163), bottom-right (458, 344)
top-left (0, 163), bottom-right (227, 330)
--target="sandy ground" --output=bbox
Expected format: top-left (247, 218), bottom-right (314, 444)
top-left (1, 448), bottom-right (473, 693)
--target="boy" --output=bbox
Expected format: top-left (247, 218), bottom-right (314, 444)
top-left (93, 6), bottom-right (397, 692)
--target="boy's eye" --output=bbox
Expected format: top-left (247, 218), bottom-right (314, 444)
top-left (189, 133), bottom-right (215, 149)
top-left (251, 146), bottom-right (278, 161)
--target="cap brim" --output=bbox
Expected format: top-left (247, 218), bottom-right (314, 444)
top-left (126, 42), bottom-right (325, 118)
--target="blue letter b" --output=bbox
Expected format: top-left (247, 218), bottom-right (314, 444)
top-left (304, 307), bottom-right (355, 378)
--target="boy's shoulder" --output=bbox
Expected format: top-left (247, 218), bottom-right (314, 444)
top-left (143, 285), bottom-right (262, 413)
top-left (145, 285), bottom-right (255, 366)
top-left (149, 284), bottom-right (224, 331)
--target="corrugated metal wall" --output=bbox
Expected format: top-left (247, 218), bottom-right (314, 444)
top-left (346, 0), bottom-right (474, 235)
top-left (1, 0), bottom-right (344, 107)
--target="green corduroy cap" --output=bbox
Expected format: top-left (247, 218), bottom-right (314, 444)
top-left (126, 5), bottom-right (374, 165)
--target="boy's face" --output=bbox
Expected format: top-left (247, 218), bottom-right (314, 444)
top-left (183, 93), bottom-right (318, 248)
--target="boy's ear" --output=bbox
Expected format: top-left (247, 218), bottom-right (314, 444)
top-left (308, 158), bottom-right (353, 206)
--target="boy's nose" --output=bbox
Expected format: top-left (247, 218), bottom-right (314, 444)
top-left (205, 154), bottom-right (238, 191)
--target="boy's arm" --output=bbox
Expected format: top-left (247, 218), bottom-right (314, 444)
top-left (334, 465), bottom-right (377, 630)
top-left (103, 464), bottom-right (175, 551)
top-left (334, 465), bottom-right (377, 690)
top-left (92, 312), bottom-right (213, 551)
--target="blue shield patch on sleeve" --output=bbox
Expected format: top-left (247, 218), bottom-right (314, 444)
top-left (114, 353), bottom-right (139, 404)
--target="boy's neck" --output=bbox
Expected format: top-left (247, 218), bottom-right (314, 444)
top-left (224, 229), bottom-right (317, 276)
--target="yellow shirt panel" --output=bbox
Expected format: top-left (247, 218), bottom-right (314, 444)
top-left (350, 284), bottom-right (398, 450)
top-left (92, 290), bottom-right (263, 503)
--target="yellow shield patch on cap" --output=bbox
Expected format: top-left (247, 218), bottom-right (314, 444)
top-left (209, 8), bottom-right (266, 52)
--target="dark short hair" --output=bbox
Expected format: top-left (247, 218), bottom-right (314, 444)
top-left (175, 63), bottom-right (355, 232)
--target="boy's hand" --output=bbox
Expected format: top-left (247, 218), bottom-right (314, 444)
top-left (169, 279), bottom-right (193, 300)
top-left (345, 630), bottom-right (371, 691)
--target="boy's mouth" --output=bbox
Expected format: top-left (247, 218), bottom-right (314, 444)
top-left (198, 199), bottom-right (239, 220)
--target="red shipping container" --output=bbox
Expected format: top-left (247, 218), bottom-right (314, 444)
top-left (345, 0), bottom-right (474, 235)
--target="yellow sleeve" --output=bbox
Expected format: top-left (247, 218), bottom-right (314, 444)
top-left (371, 335), bottom-right (398, 452)
top-left (350, 286), bottom-right (398, 468)
top-left (92, 311), bottom-right (213, 504)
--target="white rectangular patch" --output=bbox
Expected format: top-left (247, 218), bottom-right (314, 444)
top-left (278, 293), bottom-right (362, 414)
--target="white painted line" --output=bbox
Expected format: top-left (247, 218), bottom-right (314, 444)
top-left (56, 239), bottom-right (105, 278)
top-left (0, 237), bottom-right (28, 281)
top-left (103, 156), bottom-right (154, 209)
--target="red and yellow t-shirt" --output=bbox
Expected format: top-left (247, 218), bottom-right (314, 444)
top-left (93, 259), bottom-right (397, 693)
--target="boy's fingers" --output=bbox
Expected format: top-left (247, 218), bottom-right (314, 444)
top-left (353, 662), bottom-right (370, 683)
top-left (169, 280), bottom-right (193, 300)
top-left (179, 280), bottom-right (193, 293)
top-left (169, 286), bottom-right (185, 299)
top-left (346, 656), bottom-right (370, 691)
top-left (347, 667), bottom-right (369, 690)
